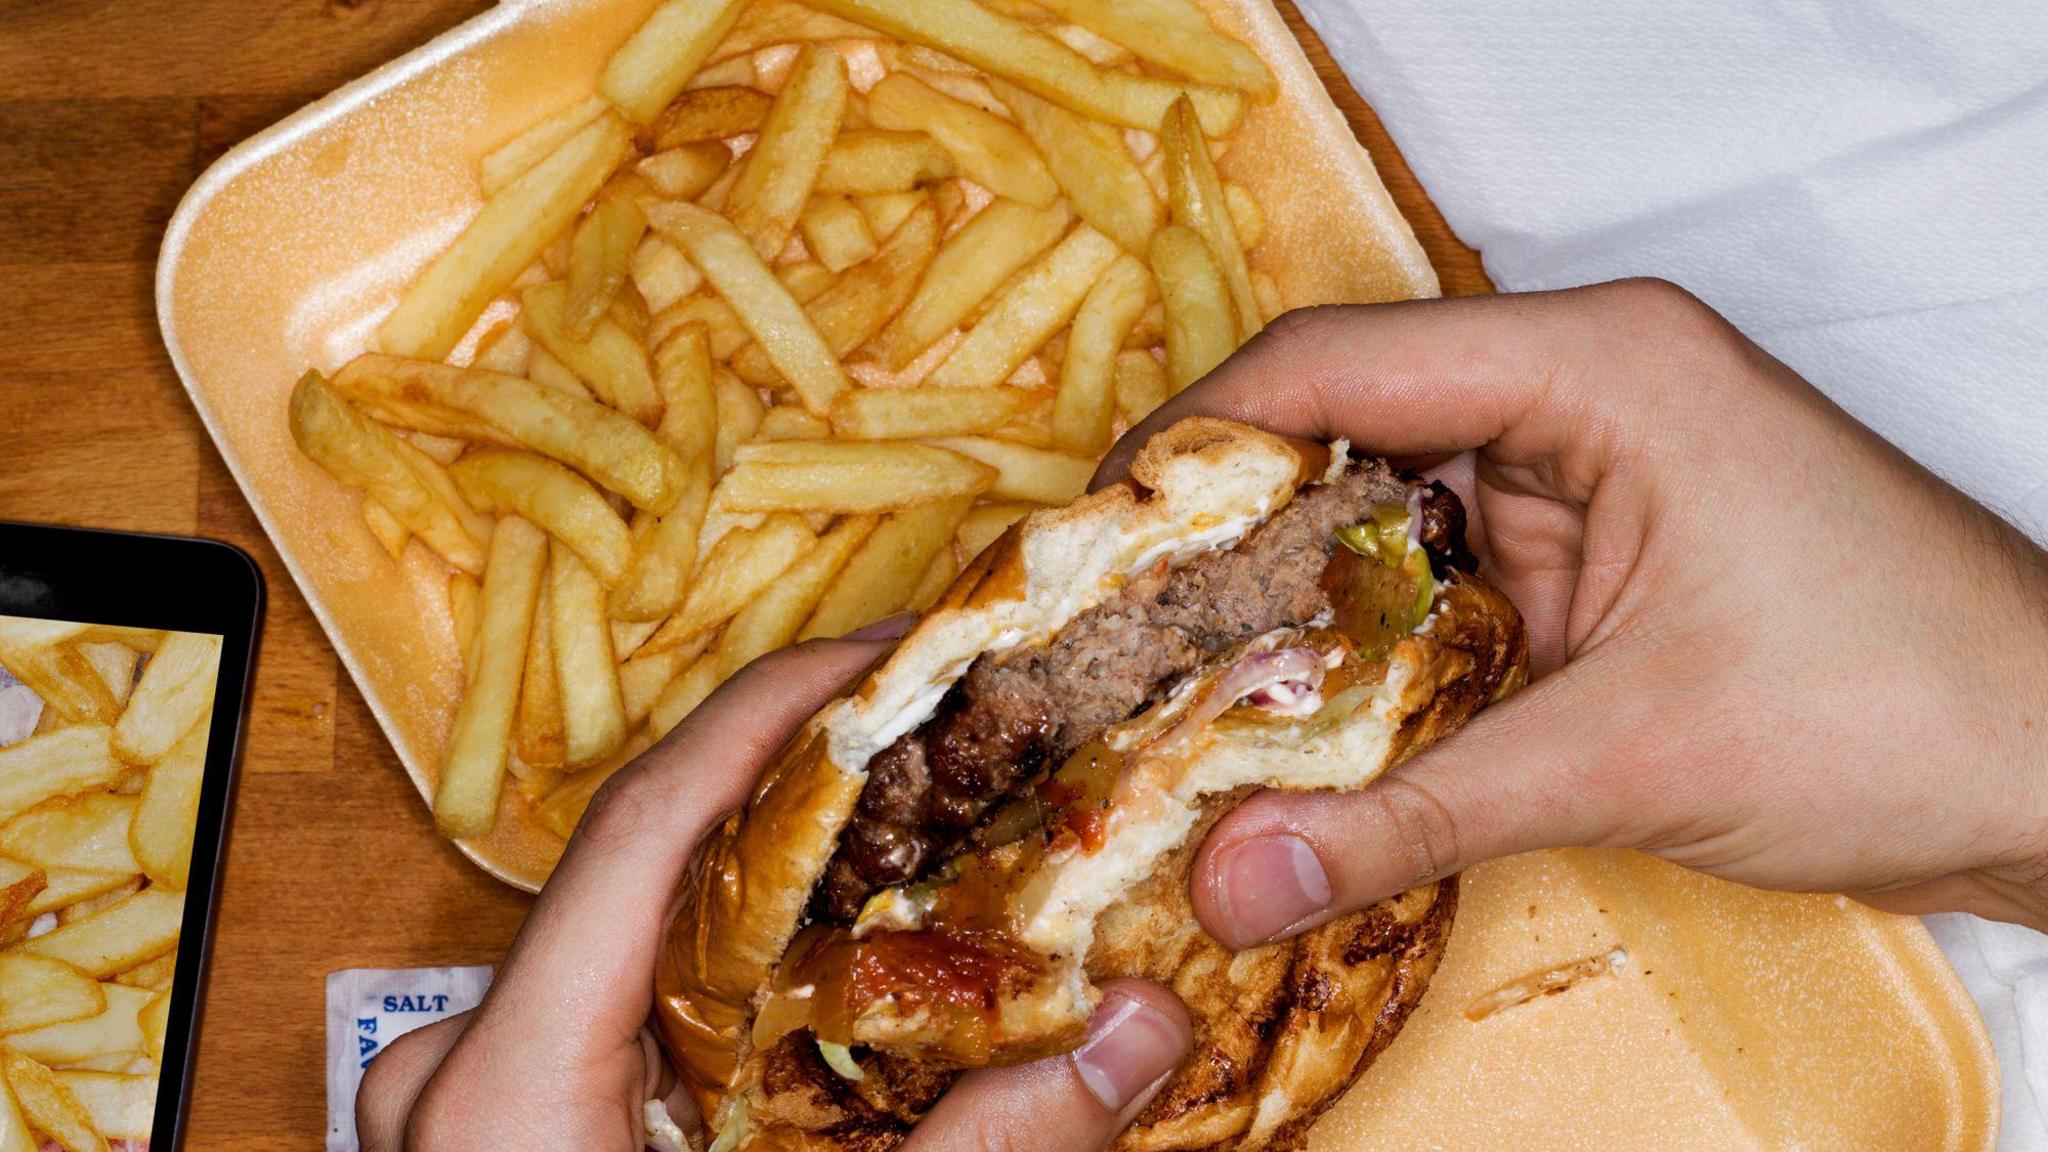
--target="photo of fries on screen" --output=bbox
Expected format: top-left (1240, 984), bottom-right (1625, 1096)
top-left (0, 617), bottom-right (218, 1150)
top-left (286, 0), bottom-right (1283, 872)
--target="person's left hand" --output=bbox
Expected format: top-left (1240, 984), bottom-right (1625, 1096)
top-left (355, 621), bottom-right (1191, 1151)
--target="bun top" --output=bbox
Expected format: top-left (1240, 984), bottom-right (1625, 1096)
top-left (656, 419), bottom-right (1330, 1093)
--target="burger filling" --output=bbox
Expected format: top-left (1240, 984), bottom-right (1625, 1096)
top-left (768, 460), bottom-right (1468, 1064)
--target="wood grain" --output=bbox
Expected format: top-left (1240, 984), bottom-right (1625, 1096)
top-left (0, 3), bottom-right (1486, 1146)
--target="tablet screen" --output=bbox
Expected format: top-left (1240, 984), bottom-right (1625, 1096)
top-left (0, 615), bottom-right (224, 1150)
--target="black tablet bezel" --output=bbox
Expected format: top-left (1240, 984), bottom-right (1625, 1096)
top-left (0, 520), bottom-right (263, 1152)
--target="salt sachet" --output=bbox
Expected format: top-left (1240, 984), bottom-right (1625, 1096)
top-left (326, 966), bottom-right (493, 1152)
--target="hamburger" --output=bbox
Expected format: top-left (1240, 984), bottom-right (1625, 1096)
top-left (657, 418), bottom-right (1527, 1150)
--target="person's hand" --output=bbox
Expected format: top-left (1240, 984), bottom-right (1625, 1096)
top-left (354, 621), bottom-right (1192, 1152)
top-left (1097, 279), bottom-right (2048, 946)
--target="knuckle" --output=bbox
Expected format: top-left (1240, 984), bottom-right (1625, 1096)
top-left (1255, 302), bottom-right (1352, 350)
top-left (1365, 776), bottom-right (1465, 887)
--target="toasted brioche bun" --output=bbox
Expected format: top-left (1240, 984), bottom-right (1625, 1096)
top-left (656, 419), bottom-right (1527, 1150)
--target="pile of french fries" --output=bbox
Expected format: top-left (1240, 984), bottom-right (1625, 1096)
top-left (0, 617), bottom-right (217, 1150)
top-left (286, 0), bottom-right (1281, 859)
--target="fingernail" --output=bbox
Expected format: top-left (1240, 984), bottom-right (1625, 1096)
top-left (1211, 834), bottom-right (1332, 948)
top-left (1071, 991), bottom-right (1186, 1112)
top-left (842, 612), bottom-right (917, 641)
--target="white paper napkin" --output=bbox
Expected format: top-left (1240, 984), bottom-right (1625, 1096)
top-left (1294, 1), bottom-right (2048, 1143)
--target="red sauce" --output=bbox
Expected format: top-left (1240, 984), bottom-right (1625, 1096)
top-left (1042, 739), bottom-right (1121, 855)
top-left (782, 925), bottom-right (1041, 1058)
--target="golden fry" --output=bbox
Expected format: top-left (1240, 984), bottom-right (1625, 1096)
top-left (1162, 96), bottom-right (1259, 339)
top-left (520, 281), bottom-right (662, 425)
top-left (830, 386), bottom-right (1033, 440)
top-left (1054, 253), bottom-right (1152, 454)
top-left (565, 188), bottom-right (649, 340)
top-left (992, 80), bottom-right (1160, 255)
top-left (644, 512), bottom-right (815, 652)
top-left (925, 437), bottom-right (1096, 504)
top-left (378, 114), bottom-right (631, 361)
top-left (1031, 0), bottom-right (1275, 98)
top-left (1150, 223), bottom-right (1237, 391)
top-left (513, 579), bottom-right (566, 771)
top-left (728, 44), bottom-right (849, 259)
top-left (549, 543), bottom-right (629, 767)
top-left (130, 720), bottom-right (206, 890)
top-left (715, 440), bottom-right (995, 514)
top-left (813, 130), bottom-right (957, 196)
top-left (452, 449), bottom-right (633, 585)
top-left (797, 196), bottom-right (878, 273)
top-left (600, 0), bottom-right (750, 124)
top-left (432, 516), bottom-right (548, 839)
top-left (650, 85), bottom-right (774, 147)
top-left (867, 73), bottom-right (1057, 208)
top-left (928, 226), bottom-right (1120, 389)
top-left (715, 516), bottom-right (876, 676)
top-left (1115, 347), bottom-right (1171, 426)
top-left (799, 498), bottom-right (971, 640)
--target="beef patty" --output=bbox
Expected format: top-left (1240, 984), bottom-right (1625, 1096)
top-left (811, 461), bottom-right (1462, 924)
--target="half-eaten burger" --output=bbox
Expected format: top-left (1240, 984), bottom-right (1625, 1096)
top-left (657, 418), bottom-right (1527, 1151)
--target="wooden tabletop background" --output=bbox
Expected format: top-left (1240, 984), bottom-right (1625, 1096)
top-left (0, 3), bottom-right (1486, 1145)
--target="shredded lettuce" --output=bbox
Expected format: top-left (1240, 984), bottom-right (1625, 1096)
top-left (706, 1095), bottom-right (750, 1152)
top-left (817, 1038), bottom-right (866, 1081)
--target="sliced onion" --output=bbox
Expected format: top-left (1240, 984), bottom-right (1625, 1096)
top-left (1176, 647), bottom-right (1327, 736)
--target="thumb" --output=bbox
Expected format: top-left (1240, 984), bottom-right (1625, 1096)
top-left (1190, 657), bottom-right (1648, 949)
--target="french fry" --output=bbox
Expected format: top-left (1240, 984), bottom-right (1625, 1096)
top-left (110, 631), bottom-right (219, 766)
top-left (1224, 181), bottom-right (1263, 249)
top-left (729, 44), bottom-right (848, 259)
top-left (533, 726), bottom-right (656, 838)
top-left (1162, 96), bottom-right (1259, 339)
top-left (647, 293), bottom-right (751, 360)
top-left (1115, 347), bottom-right (1170, 425)
top-left (755, 406), bottom-right (833, 440)
top-left (991, 79), bottom-right (1161, 255)
top-left (0, 955), bottom-right (104, 1036)
top-left (636, 143), bottom-right (729, 203)
top-left (0, 872), bottom-right (43, 937)
top-left (830, 387), bottom-right (1033, 440)
top-left (716, 441), bottom-right (995, 514)
top-left (926, 437), bottom-right (1096, 504)
top-left (480, 94), bottom-right (610, 196)
top-left (139, 987), bottom-right (169, 1068)
top-left (55, 882), bottom-right (139, 929)
top-left (854, 190), bottom-right (926, 239)
top-left (0, 730), bottom-right (122, 829)
top-left (874, 200), bottom-right (1068, 369)
top-left (1251, 268), bottom-right (1282, 321)
top-left (867, 73), bottom-right (1058, 208)
top-left (12, 890), bottom-right (181, 979)
top-left (909, 545), bottom-right (960, 611)
top-left (799, 0), bottom-right (1245, 135)
top-left (129, 720), bottom-right (205, 891)
top-left (644, 513), bottom-right (815, 652)
top-left (378, 113), bottom-right (632, 361)
top-left (526, 344), bottom-right (592, 401)
top-left (812, 130), bottom-right (957, 196)
top-left (1030, 0), bottom-right (1276, 99)
top-left (449, 572), bottom-right (482, 677)
top-left (2, 983), bottom-right (152, 1071)
top-left (1, 1052), bottom-right (105, 1152)
top-left (548, 544), bottom-right (629, 767)
top-left (713, 0), bottom-right (878, 61)
top-left (610, 617), bottom-right (665, 663)
top-left (452, 450), bottom-right (633, 586)
top-left (565, 189), bottom-right (648, 341)
top-left (0, 796), bottom-right (137, 878)
top-left (72, 645), bottom-right (137, 716)
top-left (288, 373), bottom-right (491, 575)
top-left (650, 86), bottom-right (774, 147)
top-left (600, 0), bottom-right (750, 124)
top-left (111, 953), bottom-right (173, 993)
top-left (1150, 223), bottom-right (1236, 391)
top-left (928, 225), bottom-right (1120, 389)
top-left (715, 516), bottom-right (876, 675)
top-left (0, 625), bottom-right (115, 728)
top-left (746, 205), bottom-right (942, 383)
top-left (957, 501), bottom-right (1036, 558)
top-left (713, 370), bottom-right (766, 473)
top-left (331, 354), bottom-right (689, 515)
top-left (611, 459), bottom-right (712, 622)
top-left (431, 516), bottom-right (548, 839)
top-left (798, 196), bottom-right (877, 273)
top-left (513, 580), bottom-right (566, 771)
top-left (618, 638), bottom-right (707, 727)
top-left (645, 654), bottom-right (722, 740)
top-left (1054, 253), bottom-right (1151, 454)
top-left (520, 281), bottom-right (662, 425)
top-left (645, 200), bottom-right (850, 414)
top-left (0, 858), bottom-right (139, 923)
top-left (799, 498), bottom-right (971, 640)
top-left (629, 234), bottom-right (704, 314)
top-left (49, 1072), bottom-right (152, 1141)
top-left (361, 500), bottom-right (410, 561)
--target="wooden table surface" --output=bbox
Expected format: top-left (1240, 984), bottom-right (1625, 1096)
top-left (0, 3), bottom-right (1486, 1146)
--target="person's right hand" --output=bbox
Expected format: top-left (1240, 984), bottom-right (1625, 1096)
top-left (1096, 279), bottom-right (2048, 946)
